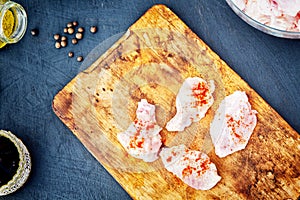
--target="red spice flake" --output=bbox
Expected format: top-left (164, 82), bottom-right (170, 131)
top-left (137, 127), bottom-right (143, 135)
top-left (200, 158), bottom-right (211, 171)
top-left (129, 136), bottom-right (144, 149)
top-left (296, 11), bottom-right (300, 23)
top-left (134, 118), bottom-right (147, 128)
top-left (226, 114), bottom-right (243, 140)
top-left (271, 0), bottom-right (278, 6)
top-left (183, 156), bottom-right (189, 161)
top-left (182, 165), bottom-right (196, 177)
top-left (195, 156), bottom-right (201, 162)
top-left (191, 82), bottom-right (209, 107)
top-left (166, 156), bottom-right (172, 163)
top-left (136, 139), bottom-right (144, 148)
top-left (172, 151), bottom-right (177, 156)
top-left (196, 170), bottom-right (201, 176)
top-left (195, 158), bottom-right (211, 177)
top-left (129, 139), bottom-right (135, 148)
top-left (145, 123), bottom-right (155, 131)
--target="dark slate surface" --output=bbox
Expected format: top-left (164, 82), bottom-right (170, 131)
top-left (0, 0), bottom-right (299, 199)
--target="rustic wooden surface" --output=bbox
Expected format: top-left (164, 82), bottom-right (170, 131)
top-left (52, 5), bottom-right (300, 200)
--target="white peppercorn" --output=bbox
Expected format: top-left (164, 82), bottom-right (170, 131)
top-left (90, 26), bottom-right (97, 33)
top-left (77, 27), bottom-right (84, 33)
top-left (71, 38), bottom-right (78, 44)
top-left (31, 29), bottom-right (39, 36)
top-left (68, 52), bottom-right (74, 58)
top-left (77, 56), bottom-right (83, 62)
top-left (75, 32), bottom-right (83, 40)
top-left (55, 42), bottom-right (61, 49)
top-left (67, 22), bottom-right (73, 28)
top-left (68, 28), bottom-right (74, 34)
top-left (61, 40), bottom-right (67, 47)
top-left (54, 34), bottom-right (60, 40)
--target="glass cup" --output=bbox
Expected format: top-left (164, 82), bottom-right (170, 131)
top-left (0, 0), bottom-right (27, 48)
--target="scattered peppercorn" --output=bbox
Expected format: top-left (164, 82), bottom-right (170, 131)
top-left (55, 42), bottom-right (61, 49)
top-left (31, 29), bottom-right (39, 36)
top-left (67, 28), bottom-right (74, 34)
top-left (90, 26), bottom-right (97, 33)
top-left (68, 52), bottom-right (74, 58)
top-left (67, 22), bottom-right (73, 28)
top-left (71, 38), bottom-right (78, 44)
top-left (77, 56), bottom-right (83, 62)
top-left (78, 27), bottom-right (84, 33)
top-left (54, 34), bottom-right (60, 40)
top-left (75, 32), bottom-right (83, 40)
top-left (61, 40), bottom-right (67, 47)
top-left (53, 21), bottom-right (97, 60)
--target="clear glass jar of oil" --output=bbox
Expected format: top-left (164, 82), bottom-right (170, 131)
top-left (0, 0), bottom-right (27, 48)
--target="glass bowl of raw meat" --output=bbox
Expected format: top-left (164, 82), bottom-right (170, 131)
top-left (226, 0), bottom-right (300, 39)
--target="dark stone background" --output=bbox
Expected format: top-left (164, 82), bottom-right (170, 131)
top-left (0, 0), bottom-right (299, 199)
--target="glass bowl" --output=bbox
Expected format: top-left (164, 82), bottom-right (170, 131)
top-left (0, 130), bottom-right (31, 196)
top-left (226, 0), bottom-right (300, 39)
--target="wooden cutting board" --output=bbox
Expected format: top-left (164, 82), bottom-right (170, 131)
top-left (52, 4), bottom-right (300, 200)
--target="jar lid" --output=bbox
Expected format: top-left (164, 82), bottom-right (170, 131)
top-left (0, 130), bottom-right (31, 196)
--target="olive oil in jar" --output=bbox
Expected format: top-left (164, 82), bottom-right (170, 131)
top-left (0, 0), bottom-right (27, 48)
top-left (0, 9), bottom-right (13, 48)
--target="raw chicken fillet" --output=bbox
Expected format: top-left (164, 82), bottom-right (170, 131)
top-left (166, 77), bottom-right (215, 132)
top-left (117, 99), bottom-right (162, 162)
top-left (210, 91), bottom-right (257, 158)
top-left (160, 144), bottom-right (221, 190)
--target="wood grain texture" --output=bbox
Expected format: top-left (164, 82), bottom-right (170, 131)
top-left (52, 5), bottom-right (300, 200)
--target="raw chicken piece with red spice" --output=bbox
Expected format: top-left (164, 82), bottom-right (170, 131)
top-left (160, 144), bottom-right (221, 190)
top-left (166, 77), bottom-right (215, 132)
top-left (210, 91), bottom-right (257, 158)
top-left (117, 99), bottom-right (162, 162)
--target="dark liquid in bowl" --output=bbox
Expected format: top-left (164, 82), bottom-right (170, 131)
top-left (0, 136), bottom-right (20, 186)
